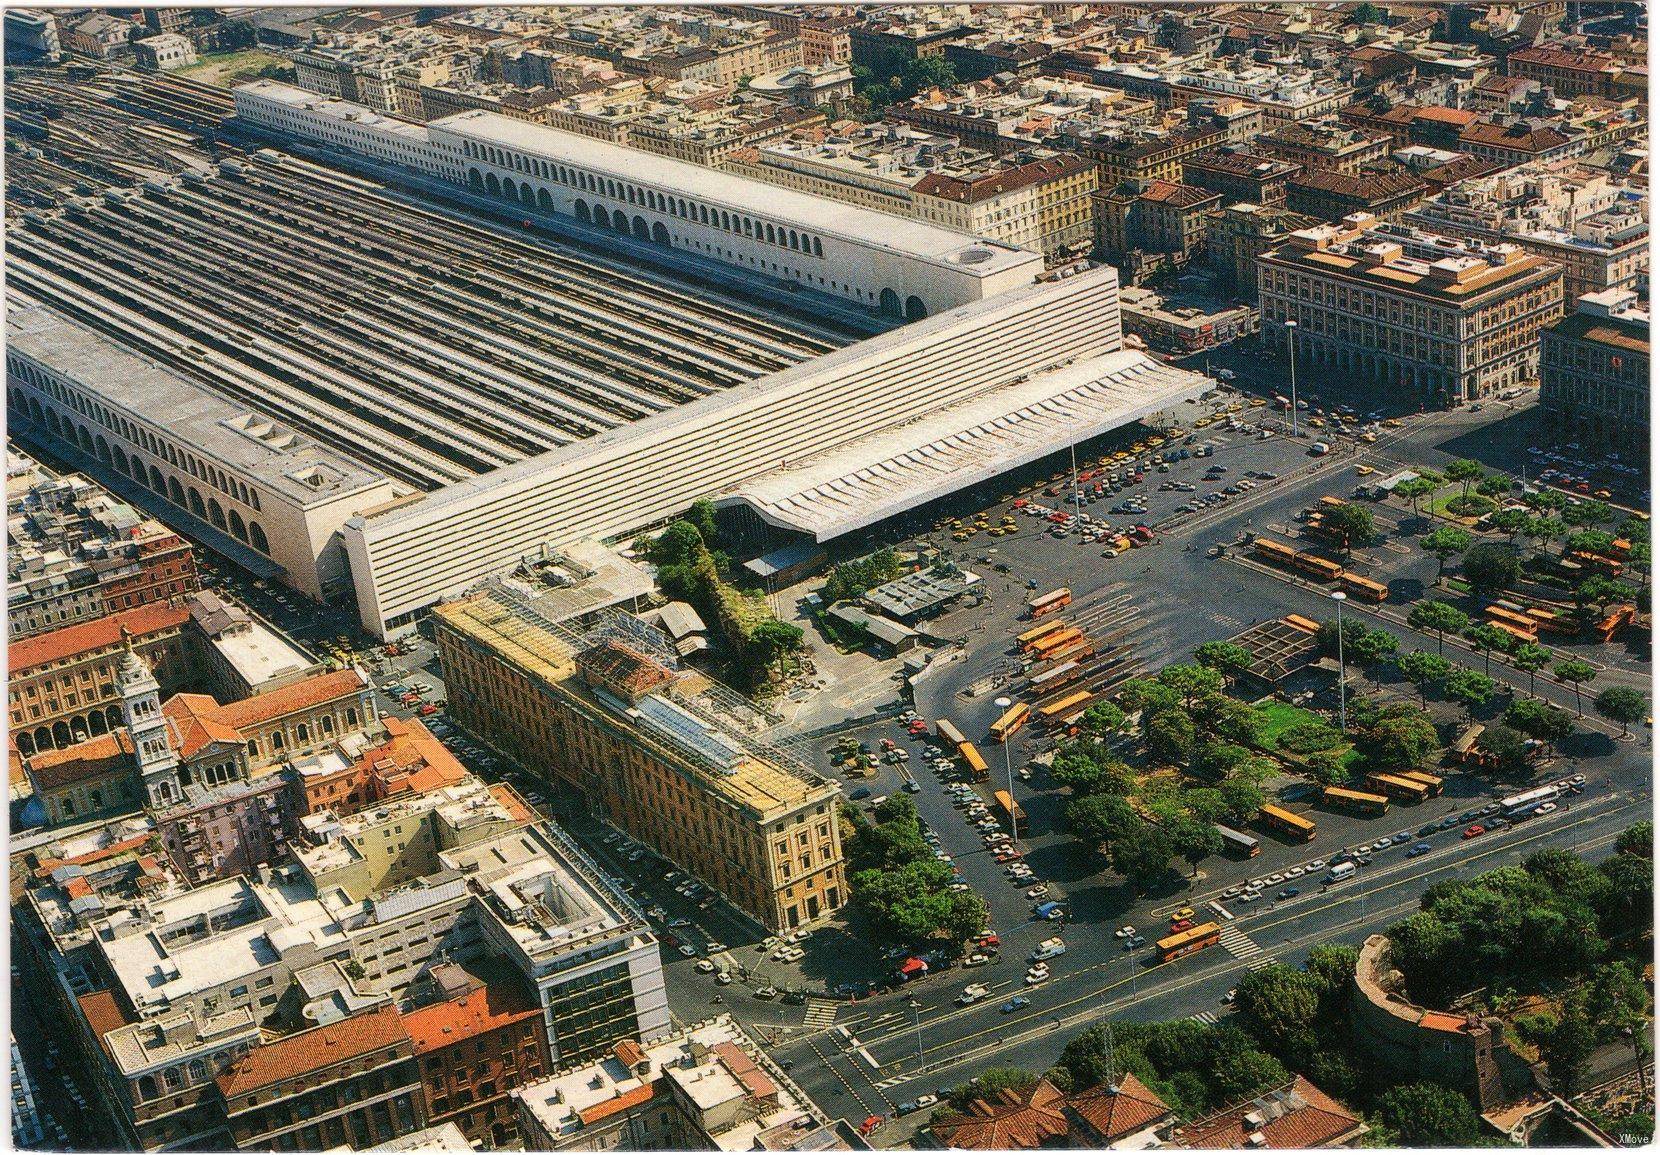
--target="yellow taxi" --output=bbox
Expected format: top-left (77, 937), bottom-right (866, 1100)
top-left (1355, 465), bottom-right (1375, 476)
top-left (1384, 418), bottom-right (1403, 428)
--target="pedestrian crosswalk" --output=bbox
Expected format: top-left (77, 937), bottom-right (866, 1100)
top-left (1246, 957), bottom-right (1280, 972)
top-left (803, 998), bottom-right (840, 1031)
top-left (1189, 1010), bottom-right (1220, 1026)
top-left (1217, 925), bottom-right (1263, 960)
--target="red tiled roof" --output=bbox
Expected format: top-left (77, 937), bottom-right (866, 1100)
top-left (913, 153), bottom-right (1093, 203)
top-left (713, 1041), bottom-right (777, 1101)
top-left (1290, 166), bottom-right (1426, 199)
top-left (26, 731), bottom-right (135, 791)
top-left (163, 694), bottom-right (245, 760)
top-left (1066, 1073), bottom-right (1173, 1143)
top-left (10, 604), bottom-right (191, 672)
top-left (1137, 179), bottom-right (1221, 208)
top-left (1179, 1076), bottom-right (1365, 1149)
top-left (77, 989), bottom-right (135, 1056)
top-left (1509, 46), bottom-right (1619, 73)
top-left (1459, 120), bottom-right (1573, 151)
top-left (217, 1006), bottom-right (409, 1098)
top-left (613, 1039), bottom-right (648, 1069)
top-left (577, 1082), bottom-right (656, 1126)
top-left (930, 1079), bottom-right (1070, 1150)
top-left (401, 978), bottom-right (541, 1054)
top-left (216, 669), bottom-right (367, 728)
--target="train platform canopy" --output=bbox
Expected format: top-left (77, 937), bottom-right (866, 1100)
top-left (719, 349), bottom-right (1210, 541)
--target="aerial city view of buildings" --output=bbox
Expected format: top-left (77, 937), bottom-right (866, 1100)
top-left (1, 1), bottom-right (1653, 1152)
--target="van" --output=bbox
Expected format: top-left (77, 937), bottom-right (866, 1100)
top-left (1030, 937), bottom-right (1067, 961)
top-left (1326, 862), bottom-right (1356, 884)
top-left (1310, 442), bottom-right (1331, 457)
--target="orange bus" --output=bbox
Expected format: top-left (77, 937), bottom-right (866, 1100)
top-left (1339, 573), bottom-right (1388, 603)
top-left (1397, 771), bottom-right (1444, 797)
top-left (959, 741), bottom-right (990, 781)
top-left (1318, 496), bottom-right (1347, 511)
top-left (1284, 614), bottom-right (1321, 634)
top-left (1569, 551), bottom-right (1623, 578)
top-left (1365, 774), bottom-right (1430, 804)
top-left (935, 719), bottom-right (967, 747)
top-left (1027, 588), bottom-right (1072, 618)
top-left (1254, 537), bottom-right (1299, 567)
top-left (1157, 922), bottom-right (1221, 963)
top-left (990, 702), bottom-right (1032, 743)
top-left (1597, 604), bottom-right (1636, 643)
top-left (993, 789), bottom-right (1027, 828)
top-left (1038, 690), bottom-right (1094, 726)
top-left (1321, 786), bottom-right (1391, 816)
top-left (1016, 619), bottom-right (1069, 651)
top-left (1489, 620), bottom-right (1537, 645)
top-left (1526, 607), bottom-right (1576, 636)
top-left (1042, 639), bottom-right (1096, 666)
top-left (1293, 551), bottom-right (1345, 582)
top-left (1484, 605), bottom-right (1539, 641)
top-left (1030, 627), bottom-right (1085, 657)
top-left (1258, 804), bottom-right (1316, 842)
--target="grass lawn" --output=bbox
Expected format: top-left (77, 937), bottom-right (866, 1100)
top-left (1252, 701), bottom-right (1325, 747)
top-left (176, 49), bottom-right (291, 87)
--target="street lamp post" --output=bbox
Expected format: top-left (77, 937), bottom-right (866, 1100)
top-left (1333, 591), bottom-right (1348, 732)
top-left (909, 998), bottom-right (924, 1064)
top-left (994, 696), bottom-right (1018, 842)
top-left (1285, 319), bottom-right (1299, 439)
top-left (1070, 441), bottom-right (1083, 539)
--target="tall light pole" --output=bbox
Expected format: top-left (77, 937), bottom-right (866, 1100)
top-left (1285, 319), bottom-right (1299, 440)
top-left (909, 997), bottom-right (924, 1064)
top-left (1069, 441), bottom-right (1083, 539)
top-left (1332, 591), bottom-right (1348, 732)
top-left (994, 696), bottom-right (1019, 842)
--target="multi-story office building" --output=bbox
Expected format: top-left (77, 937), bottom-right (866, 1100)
top-left (513, 1015), bottom-right (836, 1151)
top-left (894, 76), bottom-right (1158, 155)
top-left (402, 963), bottom-right (551, 1148)
top-left (1539, 288), bottom-right (1649, 454)
top-left (1182, 148), bottom-right (1299, 207)
top-left (723, 123), bottom-right (1097, 262)
top-left (1405, 165), bottom-right (1649, 300)
top-left (1207, 203), bottom-right (1322, 299)
top-left (8, 467), bottom-right (198, 640)
top-left (1258, 215), bottom-right (1565, 402)
top-left (1286, 165), bottom-right (1428, 222)
top-left (434, 584), bottom-right (846, 933)
top-left (216, 1006), bottom-right (427, 1151)
top-left (1256, 119), bottom-right (1392, 174)
top-left (4, 9), bottom-right (60, 58)
top-left (1080, 122), bottom-right (1229, 188)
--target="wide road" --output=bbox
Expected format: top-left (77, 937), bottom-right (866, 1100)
top-left (776, 785), bottom-right (1648, 1132)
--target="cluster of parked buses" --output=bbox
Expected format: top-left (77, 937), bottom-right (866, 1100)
top-left (935, 718), bottom-right (991, 781)
top-left (1251, 535), bottom-right (1388, 602)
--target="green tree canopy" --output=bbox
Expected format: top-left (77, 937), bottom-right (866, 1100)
top-left (1408, 600), bottom-right (1469, 654)
top-left (1375, 1083), bottom-right (1485, 1146)
top-left (1111, 825), bottom-right (1176, 892)
top-left (1462, 541), bottom-right (1522, 595)
top-left (1396, 650), bottom-right (1451, 706)
top-left (1065, 793), bottom-right (1141, 852)
top-left (1553, 659), bottom-right (1597, 716)
top-left (1594, 685), bottom-right (1647, 735)
top-left (1421, 526), bottom-right (1473, 576)
top-left (1444, 457), bottom-right (1485, 495)
top-left (1444, 668), bottom-right (1496, 716)
top-left (1503, 697), bottom-right (1575, 745)
top-left (1194, 641), bottom-right (1253, 676)
top-left (1146, 709), bottom-right (1197, 765)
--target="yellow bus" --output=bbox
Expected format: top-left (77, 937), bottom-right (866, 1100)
top-left (1339, 572), bottom-right (1389, 603)
top-left (990, 702), bottom-right (1032, 743)
top-left (1258, 804), bottom-right (1316, 842)
top-left (1366, 773), bottom-right (1430, 804)
top-left (1284, 614), bottom-right (1321, 634)
top-left (1157, 922), bottom-right (1221, 963)
top-left (1484, 605), bottom-right (1540, 640)
top-left (1318, 496), bottom-right (1348, 511)
top-left (1254, 537), bottom-right (1299, 566)
top-left (935, 719), bottom-right (967, 747)
top-left (1016, 619), bottom-right (1069, 651)
top-left (1293, 551), bottom-right (1345, 582)
top-left (1038, 690), bottom-right (1093, 725)
top-left (1030, 627), bottom-right (1085, 657)
top-left (1396, 771), bottom-right (1444, 797)
top-left (959, 741), bottom-right (990, 781)
top-left (1321, 786), bottom-right (1391, 816)
top-left (993, 789), bottom-right (1027, 828)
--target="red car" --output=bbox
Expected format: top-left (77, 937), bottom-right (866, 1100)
top-left (859, 1116), bottom-right (884, 1137)
top-left (1463, 824), bottom-right (1486, 839)
top-left (880, 738), bottom-right (897, 751)
top-left (1169, 918), bottom-right (1193, 932)
top-left (399, 692), bottom-right (421, 705)
top-left (419, 703), bottom-right (440, 716)
top-left (976, 933), bottom-right (1000, 949)
top-left (908, 721), bottom-right (929, 735)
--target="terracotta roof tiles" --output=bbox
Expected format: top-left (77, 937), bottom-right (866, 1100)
top-left (10, 604), bottom-right (190, 672)
top-left (929, 1079), bottom-right (1071, 1150)
top-left (402, 979), bottom-right (541, 1054)
top-left (1066, 1073), bottom-right (1173, 1143)
top-left (577, 1082), bottom-right (656, 1126)
top-left (1179, 1076), bottom-right (1365, 1149)
top-left (25, 731), bottom-right (135, 791)
top-left (215, 669), bottom-right (368, 728)
top-left (217, 1006), bottom-right (410, 1099)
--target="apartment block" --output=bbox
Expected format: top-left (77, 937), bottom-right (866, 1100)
top-left (434, 584), bottom-right (846, 933)
top-left (1182, 148), bottom-right (1299, 207)
top-left (1256, 119), bottom-right (1391, 174)
top-left (1405, 164), bottom-right (1648, 300)
top-left (1539, 289), bottom-right (1649, 455)
top-left (1207, 203), bottom-right (1322, 299)
top-left (1286, 166), bottom-right (1428, 222)
top-left (8, 466), bottom-right (198, 640)
top-left (1258, 215), bottom-right (1564, 402)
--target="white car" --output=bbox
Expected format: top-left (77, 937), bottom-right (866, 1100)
top-left (1286, 866), bottom-right (1305, 878)
top-left (1246, 879), bottom-right (1264, 890)
top-left (1114, 925), bottom-right (1135, 938)
top-left (695, 959), bottom-right (716, 973)
top-left (1237, 891), bottom-right (1262, 903)
top-left (706, 942), bottom-right (726, 954)
top-left (1222, 886), bottom-right (1243, 898)
top-left (1265, 873), bottom-right (1285, 885)
top-left (677, 944), bottom-right (697, 958)
top-left (957, 983), bottom-right (992, 1006)
top-left (964, 953), bottom-right (991, 968)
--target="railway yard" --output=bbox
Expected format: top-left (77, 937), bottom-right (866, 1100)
top-left (5, 66), bottom-right (857, 490)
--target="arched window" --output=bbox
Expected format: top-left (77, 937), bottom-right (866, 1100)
top-left (296, 723), bottom-right (310, 744)
top-left (320, 715), bottom-right (334, 735)
top-left (249, 523), bottom-right (270, 554)
top-left (163, 1068), bottom-right (183, 1090)
top-left (188, 1059), bottom-right (208, 1084)
top-left (138, 1076), bottom-right (158, 1102)
top-left (246, 738), bottom-right (259, 757)
top-left (207, 498), bottom-right (226, 529)
top-left (166, 476), bottom-right (185, 506)
top-left (148, 465), bottom-right (166, 493)
top-left (346, 707), bottom-right (360, 728)
top-left (229, 511), bottom-right (248, 542)
top-left (270, 730), bottom-right (284, 751)
top-left (188, 488), bottom-right (206, 518)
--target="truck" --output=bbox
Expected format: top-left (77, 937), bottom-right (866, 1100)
top-left (1325, 861), bottom-right (1356, 884)
top-left (1030, 937), bottom-right (1067, 961)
